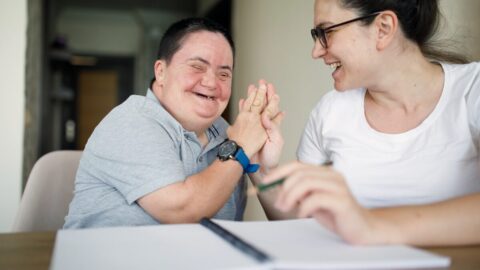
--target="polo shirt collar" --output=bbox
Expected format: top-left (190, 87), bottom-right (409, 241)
top-left (145, 89), bottom-right (227, 152)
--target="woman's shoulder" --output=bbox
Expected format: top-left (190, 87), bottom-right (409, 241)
top-left (311, 88), bottom-right (365, 116)
top-left (442, 61), bottom-right (480, 75)
top-left (441, 62), bottom-right (480, 96)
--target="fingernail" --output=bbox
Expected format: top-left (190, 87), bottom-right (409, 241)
top-left (259, 84), bottom-right (267, 91)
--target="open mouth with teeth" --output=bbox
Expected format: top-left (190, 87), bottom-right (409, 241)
top-left (195, 92), bottom-right (216, 101)
top-left (329, 62), bottom-right (342, 70)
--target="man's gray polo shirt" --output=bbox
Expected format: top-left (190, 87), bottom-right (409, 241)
top-left (64, 90), bottom-right (246, 229)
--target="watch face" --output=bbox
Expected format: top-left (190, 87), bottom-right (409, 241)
top-left (218, 140), bottom-right (237, 160)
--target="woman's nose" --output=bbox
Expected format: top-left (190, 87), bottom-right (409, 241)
top-left (312, 39), bottom-right (327, 59)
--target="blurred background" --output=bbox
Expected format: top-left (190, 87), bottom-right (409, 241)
top-left (1, 0), bottom-right (479, 232)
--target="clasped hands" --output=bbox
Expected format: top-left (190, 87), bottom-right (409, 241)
top-left (227, 79), bottom-right (285, 173)
top-left (228, 80), bottom-right (380, 244)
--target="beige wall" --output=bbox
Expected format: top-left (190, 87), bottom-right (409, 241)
top-left (234, 0), bottom-right (480, 221)
top-left (439, 0), bottom-right (480, 59)
top-left (232, 0), bottom-right (328, 163)
top-left (233, 0), bottom-right (327, 220)
top-left (0, 0), bottom-right (26, 231)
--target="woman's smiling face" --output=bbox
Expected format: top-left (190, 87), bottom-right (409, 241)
top-left (312, 0), bottom-right (379, 91)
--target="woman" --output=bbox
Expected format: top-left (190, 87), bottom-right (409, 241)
top-left (263, 0), bottom-right (480, 246)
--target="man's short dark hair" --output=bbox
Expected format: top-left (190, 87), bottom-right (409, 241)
top-left (150, 17), bottom-right (235, 88)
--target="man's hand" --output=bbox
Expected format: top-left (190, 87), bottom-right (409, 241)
top-left (227, 81), bottom-right (269, 157)
top-left (230, 79), bottom-right (284, 172)
top-left (246, 81), bottom-right (285, 173)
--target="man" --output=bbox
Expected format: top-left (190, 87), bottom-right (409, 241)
top-left (64, 18), bottom-right (283, 228)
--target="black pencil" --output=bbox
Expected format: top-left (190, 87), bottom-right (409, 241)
top-left (200, 218), bottom-right (271, 263)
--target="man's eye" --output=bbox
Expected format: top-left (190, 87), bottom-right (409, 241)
top-left (218, 72), bottom-right (231, 80)
top-left (192, 64), bottom-right (205, 71)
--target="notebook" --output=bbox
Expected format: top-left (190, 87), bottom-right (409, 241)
top-left (50, 218), bottom-right (450, 270)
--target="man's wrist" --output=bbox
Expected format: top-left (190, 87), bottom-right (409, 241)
top-left (217, 139), bottom-right (259, 173)
top-left (234, 147), bottom-right (259, 173)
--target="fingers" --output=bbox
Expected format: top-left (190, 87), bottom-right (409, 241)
top-left (297, 192), bottom-right (340, 219)
top-left (262, 110), bottom-right (285, 131)
top-left (312, 210), bottom-right (337, 232)
top-left (261, 160), bottom-right (374, 244)
top-left (267, 82), bottom-right (279, 108)
top-left (263, 160), bottom-right (304, 183)
top-left (241, 80), bottom-right (280, 119)
top-left (249, 83), bottom-right (267, 113)
top-left (262, 94), bottom-right (280, 120)
top-left (271, 111), bottom-right (285, 127)
top-left (265, 162), bottom-right (350, 217)
top-left (277, 169), bottom-right (343, 212)
top-left (297, 190), bottom-right (373, 245)
top-left (241, 84), bottom-right (258, 113)
top-left (261, 112), bottom-right (285, 150)
top-left (264, 82), bottom-right (280, 120)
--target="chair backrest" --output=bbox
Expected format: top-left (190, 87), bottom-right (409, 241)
top-left (12, 150), bottom-right (83, 232)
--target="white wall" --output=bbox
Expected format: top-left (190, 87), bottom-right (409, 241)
top-left (0, 0), bottom-right (26, 231)
top-left (234, 0), bottom-right (480, 221)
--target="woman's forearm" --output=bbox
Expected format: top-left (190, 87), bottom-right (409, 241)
top-left (371, 193), bottom-right (480, 246)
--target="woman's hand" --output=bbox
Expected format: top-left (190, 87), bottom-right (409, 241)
top-left (251, 81), bottom-right (285, 172)
top-left (264, 161), bottom-right (382, 245)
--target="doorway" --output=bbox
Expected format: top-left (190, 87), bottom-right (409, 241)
top-left (74, 56), bottom-right (133, 149)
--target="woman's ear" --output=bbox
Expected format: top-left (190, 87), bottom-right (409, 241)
top-left (374, 11), bottom-right (398, 51)
top-left (153, 60), bottom-right (167, 87)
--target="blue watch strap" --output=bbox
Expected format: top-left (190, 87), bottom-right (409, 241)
top-left (234, 148), bottom-right (260, 173)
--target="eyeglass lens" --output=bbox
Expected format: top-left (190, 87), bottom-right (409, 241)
top-left (310, 28), bottom-right (327, 48)
top-left (310, 12), bottom-right (382, 48)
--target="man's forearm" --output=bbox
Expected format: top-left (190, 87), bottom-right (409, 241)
top-left (138, 159), bottom-right (244, 223)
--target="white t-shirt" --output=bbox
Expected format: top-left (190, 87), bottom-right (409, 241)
top-left (297, 62), bottom-right (480, 208)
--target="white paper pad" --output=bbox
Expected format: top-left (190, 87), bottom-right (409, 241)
top-left (50, 219), bottom-right (450, 270)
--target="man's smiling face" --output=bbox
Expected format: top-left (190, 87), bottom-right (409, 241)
top-left (154, 30), bottom-right (233, 132)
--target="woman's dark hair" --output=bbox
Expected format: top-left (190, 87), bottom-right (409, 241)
top-left (339, 0), bottom-right (468, 64)
top-left (150, 17), bottom-right (235, 88)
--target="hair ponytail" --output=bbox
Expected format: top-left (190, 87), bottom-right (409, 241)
top-left (340, 0), bottom-right (468, 64)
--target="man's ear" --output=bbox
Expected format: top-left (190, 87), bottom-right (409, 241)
top-left (374, 11), bottom-right (398, 51)
top-left (153, 60), bottom-right (167, 86)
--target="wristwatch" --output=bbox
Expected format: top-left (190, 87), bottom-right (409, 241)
top-left (217, 139), bottom-right (260, 173)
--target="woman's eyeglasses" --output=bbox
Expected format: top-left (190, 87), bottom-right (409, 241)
top-left (310, 12), bottom-right (381, 48)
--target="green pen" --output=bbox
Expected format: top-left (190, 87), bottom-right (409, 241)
top-left (248, 161), bottom-right (332, 195)
top-left (247, 178), bottom-right (285, 195)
